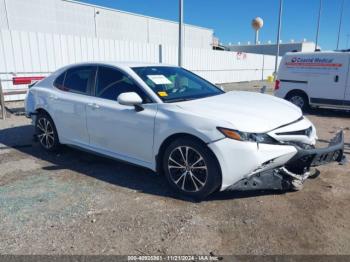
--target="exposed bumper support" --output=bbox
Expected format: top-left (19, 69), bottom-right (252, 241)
top-left (285, 130), bottom-right (345, 174)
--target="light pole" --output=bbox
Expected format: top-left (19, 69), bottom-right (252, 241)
top-left (274, 0), bottom-right (283, 78)
top-left (336, 0), bottom-right (345, 50)
top-left (178, 0), bottom-right (184, 67)
top-left (315, 0), bottom-right (322, 51)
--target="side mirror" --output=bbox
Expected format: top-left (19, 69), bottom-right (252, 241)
top-left (117, 92), bottom-right (143, 111)
top-left (117, 92), bottom-right (142, 106)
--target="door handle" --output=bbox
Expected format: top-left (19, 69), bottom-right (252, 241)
top-left (49, 94), bottom-right (58, 100)
top-left (87, 103), bottom-right (100, 109)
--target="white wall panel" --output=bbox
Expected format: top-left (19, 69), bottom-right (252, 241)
top-left (184, 26), bottom-right (213, 49)
top-left (37, 32), bottom-right (50, 72)
top-left (28, 32), bottom-right (41, 71)
top-left (180, 47), bottom-right (278, 84)
top-left (0, 29), bottom-right (279, 101)
top-left (60, 34), bottom-right (69, 66)
top-left (52, 34), bottom-right (63, 68)
top-left (96, 8), bottom-right (148, 42)
top-left (74, 36), bottom-right (82, 62)
top-left (58, 0), bottom-right (96, 36)
top-left (0, 0), bottom-right (8, 30)
top-left (148, 19), bottom-right (178, 47)
top-left (11, 31), bottom-right (24, 72)
top-left (66, 34), bottom-right (76, 64)
top-left (45, 33), bottom-right (56, 72)
top-left (86, 37), bottom-right (94, 62)
top-left (2, 0), bottom-right (213, 49)
top-left (20, 31), bottom-right (33, 72)
top-left (0, 30), bottom-right (8, 73)
top-left (0, 30), bottom-right (16, 72)
top-left (5, 0), bottom-right (96, 36)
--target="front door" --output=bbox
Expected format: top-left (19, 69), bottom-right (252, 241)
top-left (86, 66), bottom-right (157, 167)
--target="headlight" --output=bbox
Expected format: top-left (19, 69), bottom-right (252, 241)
top-left (217, 127), bottom-right (280, 144)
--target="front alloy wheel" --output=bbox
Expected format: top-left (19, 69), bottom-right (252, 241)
top-left (163, 138), bottom-right (221, 200)
top-left (168, 146), bottom-right (208, 192)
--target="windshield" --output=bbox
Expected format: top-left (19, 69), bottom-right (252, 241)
top-left (132, 66), bottom-right (224, 102)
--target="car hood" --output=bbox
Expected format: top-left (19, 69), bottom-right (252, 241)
top-left (175, 91), bottom-right (302, 133)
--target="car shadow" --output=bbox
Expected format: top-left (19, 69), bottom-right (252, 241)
top-left (0, 124), bottom-right (300, 202)
top-left (305, 108), bottom-right (350, 118)
top-left (4, 106), bottom-right (26, 116)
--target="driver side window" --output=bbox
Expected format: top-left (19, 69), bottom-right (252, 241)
top-left (95, 66), bottom-right (151, 103)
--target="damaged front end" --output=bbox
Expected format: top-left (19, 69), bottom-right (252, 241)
top-left (228, 131), bottom-right (346, 192)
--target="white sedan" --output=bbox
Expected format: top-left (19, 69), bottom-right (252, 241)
top-left (25, 62), bottom-right (345, 199)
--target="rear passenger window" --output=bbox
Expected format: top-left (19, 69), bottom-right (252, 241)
top-left (53, 72), bottom-right (66, 89)
top-left (96, 66), bottom-right (151, 103)
top-left (63, 66), bottom-right (96, 95)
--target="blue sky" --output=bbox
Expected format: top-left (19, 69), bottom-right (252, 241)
top-left (78, 0), bottom-right (350, 50)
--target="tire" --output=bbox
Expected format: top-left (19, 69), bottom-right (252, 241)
top-left (286, 92), bottom-right (309, 112)
top-left (35, 111), bottom-right (60, 152)
top-left (162, 137), bottom-right (221, 200)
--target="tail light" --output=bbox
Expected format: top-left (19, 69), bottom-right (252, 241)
top-left (274, 80), bottom-right (281, 90)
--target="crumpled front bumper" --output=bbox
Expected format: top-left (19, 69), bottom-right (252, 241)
top-left (285, 130), bottom-right (345, 173)
top-left (226, 131), bottom-right (346, 192)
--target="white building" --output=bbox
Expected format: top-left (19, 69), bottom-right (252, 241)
top-left (0, 0), bottom-right (214, 49)
top-left (227, 42), bottom-right (317, 56)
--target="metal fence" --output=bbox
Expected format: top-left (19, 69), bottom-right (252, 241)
top-left (0, 29), bottom-right (279, 101)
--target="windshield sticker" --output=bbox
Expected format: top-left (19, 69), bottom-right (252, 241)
top-left (157, 91), bottom-right (168, 97)
top-left (147, 75), bottom-right (172, 85)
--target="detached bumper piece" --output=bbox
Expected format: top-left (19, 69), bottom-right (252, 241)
top-left (228, 131), bottom-right (346, 192)
top-left (285, 130), bottom-right (345, 174)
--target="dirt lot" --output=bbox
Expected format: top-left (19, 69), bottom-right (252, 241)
top-left (0, 82), bottom-right (350, 255)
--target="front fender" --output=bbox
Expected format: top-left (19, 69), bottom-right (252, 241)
top-left (153, 106), bottom-right (228, 161)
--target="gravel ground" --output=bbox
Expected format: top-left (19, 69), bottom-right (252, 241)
top-left (0, 82), bottom-right (350, 255)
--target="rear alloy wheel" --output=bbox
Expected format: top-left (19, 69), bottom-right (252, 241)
top-left (35, 112), bottom-right (60, 152)
top-left (163, 138), bottom-right (221, 200)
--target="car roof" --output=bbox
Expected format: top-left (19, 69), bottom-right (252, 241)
top-left (62, 61), bottom-right (177, 70)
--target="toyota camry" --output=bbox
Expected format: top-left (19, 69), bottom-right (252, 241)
top-left (25, 62), bottom-right (345, 199)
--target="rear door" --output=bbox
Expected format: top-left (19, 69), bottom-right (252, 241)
top-left (50, 65), bottom-right (97, 146)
